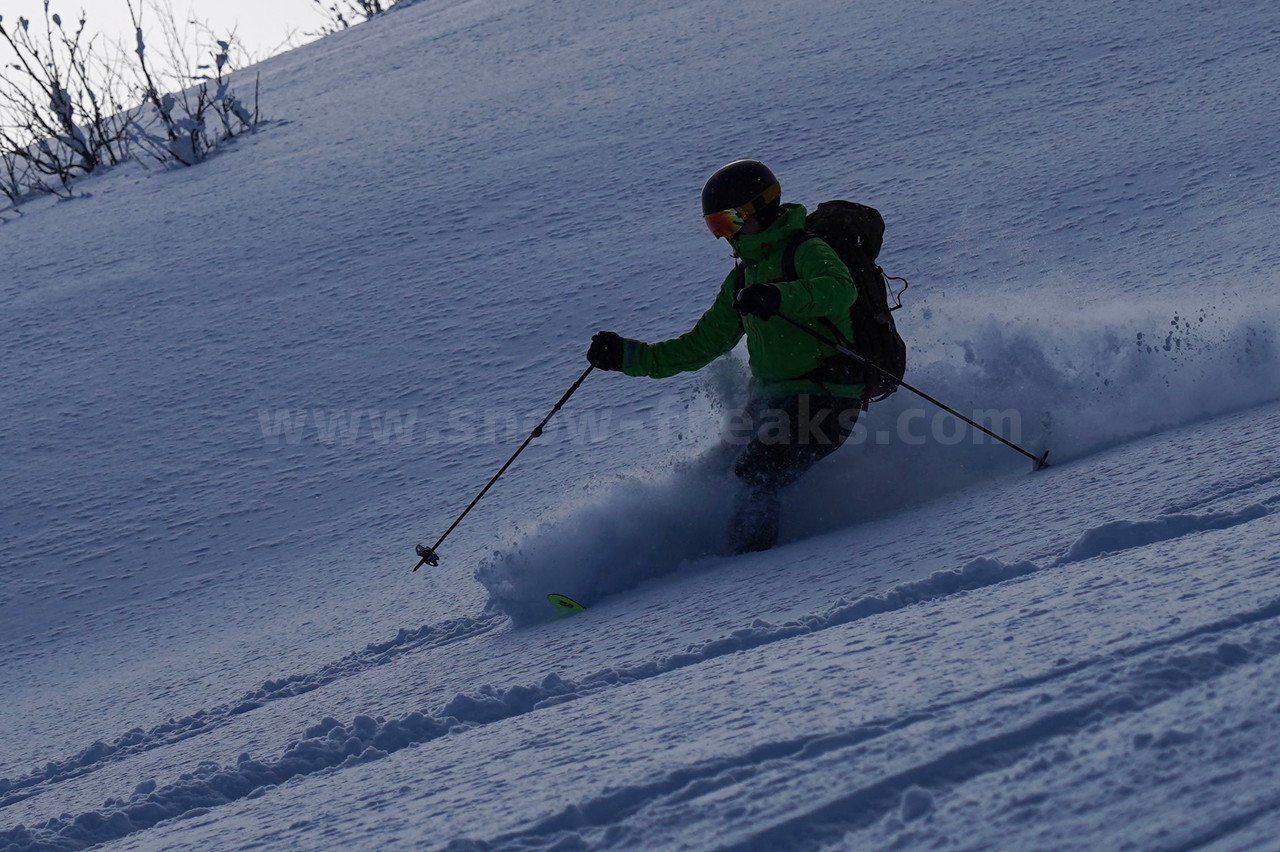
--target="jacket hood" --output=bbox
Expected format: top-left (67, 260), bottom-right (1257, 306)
top-left (731, 202), bottom-right (807, 263)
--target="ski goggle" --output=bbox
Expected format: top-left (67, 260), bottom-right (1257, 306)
top-left (703, 182), bottom-right (781, 239)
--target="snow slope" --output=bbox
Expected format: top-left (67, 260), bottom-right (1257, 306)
top-left (2, 0), bottom-right (1278, 848)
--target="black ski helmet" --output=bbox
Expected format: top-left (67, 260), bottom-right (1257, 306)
top-left (701, 160), bottom-right (781, 218)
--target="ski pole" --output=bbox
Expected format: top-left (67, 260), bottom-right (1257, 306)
top-left (413, 365), bottom-right (595, 570)
top-left (775, 313), bottom-right (1050, 470)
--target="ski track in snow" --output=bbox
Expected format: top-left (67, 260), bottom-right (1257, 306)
top-left (2, 493), bottom-right (1275, 852)
top-left (0, 613), bottom-right (504, 808)
top-left (474, 601), bottom-right (1280, 852)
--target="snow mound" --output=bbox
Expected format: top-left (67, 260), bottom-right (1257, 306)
top-left (1058, 503), bottom-right (1272, 565)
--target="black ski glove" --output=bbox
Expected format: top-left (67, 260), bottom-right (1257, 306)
top-left (587, 331), bottom-right (626, 371)
top-left (735, 283), bottom-right (781, 320)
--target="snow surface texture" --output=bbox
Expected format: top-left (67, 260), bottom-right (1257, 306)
top-left (2, 0), bottom-right (1279, 849)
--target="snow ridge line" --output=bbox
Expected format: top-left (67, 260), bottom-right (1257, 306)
top-left (1055, 502), bottom-right (1272, 566)
top-left (4, 502), bottom-right (1273, 851)
top-left (0, 611), bottom-right (505, 810)
top-left (456, 597), bottom-right (1280, 851)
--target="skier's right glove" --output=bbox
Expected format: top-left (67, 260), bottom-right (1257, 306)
top-left (587, 331), bottom-right (626, 371)
top-left (735, 283), bottom-right (781, 320)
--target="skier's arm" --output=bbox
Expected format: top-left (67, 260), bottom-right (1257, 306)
top-left (623, 275), bottom-right (744, 379)
top-left (777, 239), bottom-right (857, 317)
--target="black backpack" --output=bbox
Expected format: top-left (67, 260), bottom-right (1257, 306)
top-left (781, 200), bottom-right (908, 403)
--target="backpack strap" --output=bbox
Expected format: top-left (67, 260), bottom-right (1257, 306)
top-left (782, 232), bottom-right (854, 348)
top-left (780, 231), bottom-right (818, 281)
top-left (736, 231), bottom-right (818, 293)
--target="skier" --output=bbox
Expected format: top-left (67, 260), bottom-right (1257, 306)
top-left (587, 160), bottom-right (864, 552)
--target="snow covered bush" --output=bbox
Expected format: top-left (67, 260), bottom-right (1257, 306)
top-left (0, 5), bottom-right (135, 198)
top-left (0, 1), bottom-right (260, 208)
top-left (126, 0), bottom-right (259, 168)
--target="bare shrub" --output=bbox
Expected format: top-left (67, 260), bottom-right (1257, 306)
top-left (312, 0), bottom-right (389, 35)
top-left (126, 0), bottom-right (259, 167)
top-left (0, 1), bottom-right (262, 207)
top-left (0, 4), bottom-right (135, 198)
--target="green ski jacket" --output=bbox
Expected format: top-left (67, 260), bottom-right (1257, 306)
top-left (622, 203), bottom-right (864, 399)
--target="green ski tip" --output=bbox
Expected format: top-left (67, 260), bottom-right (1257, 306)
top-left (547, 593), bottom-right (586, 615)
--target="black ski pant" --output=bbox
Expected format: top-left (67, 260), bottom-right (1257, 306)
top-left (726, 393), bottom-right (862, 553)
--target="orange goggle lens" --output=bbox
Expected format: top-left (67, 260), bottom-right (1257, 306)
top-left (704, 208), bottom-right (745, 238)
top-left (702, 181), bottom-right (781, 239)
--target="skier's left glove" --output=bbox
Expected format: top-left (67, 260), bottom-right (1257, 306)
top-left (587, 331), bottom-right (626, 371)
top-left (735, 284), bottom-right (781, 320)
